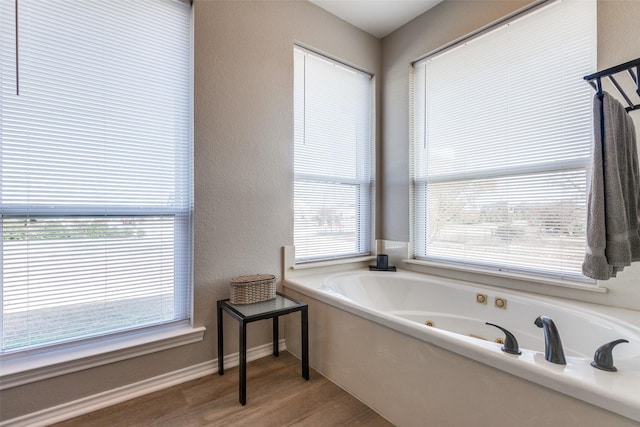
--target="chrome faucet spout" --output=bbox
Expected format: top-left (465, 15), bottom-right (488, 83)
top-left (534, 315), bottom-right (566, 365)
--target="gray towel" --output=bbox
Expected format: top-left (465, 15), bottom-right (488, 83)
top-left (583, 91), bottom-right (640, 280)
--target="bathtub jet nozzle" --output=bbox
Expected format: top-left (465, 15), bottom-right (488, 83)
top-left (534, 315), bottom-right (566, 365)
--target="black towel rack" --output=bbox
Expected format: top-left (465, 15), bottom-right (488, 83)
top-left (584, 58), bottom-right (640, 113)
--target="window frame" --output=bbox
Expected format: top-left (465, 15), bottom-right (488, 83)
top-left (0, 0), bottom-right (196, 360)
top-left (293, 46), bottom-right (375, 264)
top-left (409, 0), bottom-right (597, 283)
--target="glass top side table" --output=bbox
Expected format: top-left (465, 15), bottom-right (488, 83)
top-left (217, 292), bottom-right (309, 405)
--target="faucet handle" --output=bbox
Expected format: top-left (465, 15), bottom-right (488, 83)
top-left (591, 339), bottom-right (629, 372)
top-left (485, 322), bottom-right (521, 355)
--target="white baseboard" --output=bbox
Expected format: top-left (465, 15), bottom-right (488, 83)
top-left (1, 339), bottom-right (287, 427)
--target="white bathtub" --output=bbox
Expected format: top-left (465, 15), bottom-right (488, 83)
top-left (284, 269), bottom-right (640, 425)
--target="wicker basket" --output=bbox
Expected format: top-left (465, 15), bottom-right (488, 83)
top-left (229, 274), bottom-right (276, 304)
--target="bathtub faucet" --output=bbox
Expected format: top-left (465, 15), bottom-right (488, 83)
top-left (534, 315), bottom-right (566, 365)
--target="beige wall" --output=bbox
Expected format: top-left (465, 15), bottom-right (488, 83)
top-left (0, 1), bottom-right (381, 421)
top-left (3, 0), bottom-right (640, 421)
top-left (192, 0), bottom-right (380, 357)
top-left (380, 0), bottom-right (640, 309)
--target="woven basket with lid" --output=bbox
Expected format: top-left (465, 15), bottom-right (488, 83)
top-left (229, 274), bottom-right (276, 304)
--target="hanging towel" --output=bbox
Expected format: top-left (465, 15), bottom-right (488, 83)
top-left (582, 91), bottom-right (640, 280)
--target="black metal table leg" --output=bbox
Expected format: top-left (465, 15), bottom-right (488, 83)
top-left (217, 302), bottom-right (224, 375)
top-left (216, 293), bottom-right (308, 406)
top-left (301, 306), bottom-right (309, 380)
top-left (239, 320), bottom-right (247, 405)
top-left (273, 316), bottom-right (279, 357)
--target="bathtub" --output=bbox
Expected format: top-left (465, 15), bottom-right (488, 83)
top-left (284, 269), bottom-right (640, 426)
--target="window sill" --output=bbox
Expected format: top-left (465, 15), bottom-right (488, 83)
top-left (403, 259), bottom-right (607, 294)
top-left (293, 254), bottom-right (376, 270)
top-left (282, 245), bottom-right (376, 281)
top-left (0, 325), bottom-right (206, 390)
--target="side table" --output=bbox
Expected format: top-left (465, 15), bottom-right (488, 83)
top-left (217, 292), bottom-right (309, 405)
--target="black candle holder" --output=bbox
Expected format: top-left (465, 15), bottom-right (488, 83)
top-left (369, 254), bottom-right (396, 271)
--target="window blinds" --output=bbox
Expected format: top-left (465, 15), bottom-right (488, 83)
top-left (412, 0), bottom-right (596, 281)
top-left (293, 47), bottom-right (373, 262)
top-left (0, 0), bottom-right (193, 353)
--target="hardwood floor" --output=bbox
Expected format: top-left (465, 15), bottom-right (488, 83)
top-left (52, 351), bottom-right (393, 426)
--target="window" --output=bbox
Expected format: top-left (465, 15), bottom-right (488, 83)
top-left (293, 47), bottom-right (373, 262)
top-left (411, 0), bottom-right (596, 281)
top-left (0, 0), bottom-right (192, 354)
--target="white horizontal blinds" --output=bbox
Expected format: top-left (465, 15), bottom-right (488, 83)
top-left (412, 0), bottom-right (596, 280)
top-left (1, 0), bottom-right (191, 212)
top-left (0, 0), bottom-right (193, 353)
top-left (2, 216), bottom-right (180, 352)
top-left (294, 47), bottom-right (372, 262)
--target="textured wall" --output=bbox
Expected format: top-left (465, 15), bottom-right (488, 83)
top-left (0, 1), bottom-right (380, 420)
top-left (4, 0), bottom-right (638, 421)
top-left (379, 0), bottom-right (640, 309)
top-left (193, 0), bottom-right (380, 351)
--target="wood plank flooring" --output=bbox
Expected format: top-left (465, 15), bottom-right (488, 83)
top-left (52, 351), bottom-right (393, 426)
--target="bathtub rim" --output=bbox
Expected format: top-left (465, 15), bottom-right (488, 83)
top-left (284, 268), bottom-right (640, 423)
